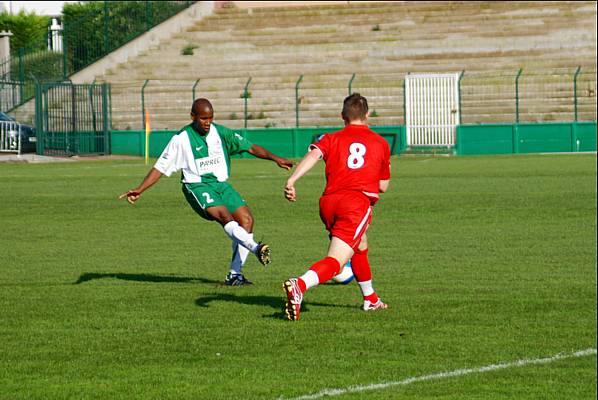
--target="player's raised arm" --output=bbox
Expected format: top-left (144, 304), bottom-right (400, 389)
top-left (284, 148), bottom-right (322, 202)
top-left (118, 167), bottom-right (163, 205)
top-left (247, 144), bottom-right (293, 170)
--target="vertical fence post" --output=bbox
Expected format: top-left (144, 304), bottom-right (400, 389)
top-left (572, 66), bottom-right (582, 152)
top-left (515, 68), bottom-right (523, 123)
top-left (403, 73), bottom-right (408, 128)
top-left (192, 79), bottom-right (200, 102)
top-left (43, 84), bottom-right (50, 146)
top-left (145, 1), bottom-right (153, 31)
top-left (69, 82), bottom-right (76, 155)
top-left (458, 70), bottom-right (465, 125)
top-left (348, 73), bottom-right (355, 96)
top-left (295, 74), bottom-right (303, 128)
top-left (62, 25), bottom-right (68, 79)
top-left (102, 83), bottom-right (110, 154)
top-left (103, 1), bottom-right (110, 54)
top-left (141, 79), bottom-right (149, 130)
top-left (513, 68), bottom-right (523, 154)
top-left (573, 66), bottom-right (581, 122)
top-left (89, 81), bottom-right (97, 134)
top-left (108, 84), bottom-right (113, 131)
top-left (34, 82), bottom-right (42, 155)
top-left (18, 48), bottom-right (24, 101)
top-left (243, 77), bottom-right (252, 129)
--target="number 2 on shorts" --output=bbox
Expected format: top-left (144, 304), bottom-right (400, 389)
top-left (202, 192), bottom-right (214, 204)
top-left (347, 142), bottom-right (366, 169)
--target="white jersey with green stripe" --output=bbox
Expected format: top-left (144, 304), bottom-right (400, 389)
top-left (154, 123), bottom-right (252, 183)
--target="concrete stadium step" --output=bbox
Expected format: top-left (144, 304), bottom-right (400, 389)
top-left (182, 20), bottom-right (587, 39)
top-left (194, 13), bottom-right (591, 37)
top-left (115, 56), bottom-right (594, 82)
top-left (461, 114), bottom-right (519, 124)
top-left (203, 2), bottom-right (586, 26)
top-left (90, 0), bottom-right (596, 130)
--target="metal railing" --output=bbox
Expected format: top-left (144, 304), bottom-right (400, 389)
top-left (0, 120), bottom-right (21, 154)
top-left (103, 67), bottom-right (596, 131)
top-left (35, 81), bottom-right (110, 156)
top-left (0, 1), bottom-right (196, 112)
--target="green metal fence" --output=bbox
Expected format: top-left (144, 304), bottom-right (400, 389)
top-left (35, 81), bottom-right (110, 156)
top-left (0, 1), bottom-right (195, 112)
top-left (0, 79), bottom-right (33, 111)
top-left (62, 1), bottom-right (195, 78)
top-left (104, 68), bottom-right (596, 131)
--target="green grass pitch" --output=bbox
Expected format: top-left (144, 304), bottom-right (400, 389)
top-left (0, 154), bottom-right (596, 399)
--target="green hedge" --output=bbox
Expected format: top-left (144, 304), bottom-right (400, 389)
top-left (0, 11), bottom-right (49, 53)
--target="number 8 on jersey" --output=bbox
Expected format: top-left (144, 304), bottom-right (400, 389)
top-left (347, 142), bottom-right (366, 169)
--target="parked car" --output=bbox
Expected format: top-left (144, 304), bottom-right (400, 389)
top-left (0, 112), bottom-right (36, 153)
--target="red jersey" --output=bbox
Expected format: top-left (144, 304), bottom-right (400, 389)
top-left (311, 124), bottom-right (391, 203)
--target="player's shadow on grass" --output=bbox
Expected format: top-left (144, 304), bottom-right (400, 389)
top-left (74, 272), bottom-right (220, 285)
top-left (195, 293), bottom-right (354, 320)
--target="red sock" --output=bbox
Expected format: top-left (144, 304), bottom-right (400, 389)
top-left (351, 248), bottom-right (372, 282)
top-left (364, 293), bottom-right (379, 304)
top-left (297, 278), bottom-right (307, 292)
top-left (309, 257), bottom-right (341, 284)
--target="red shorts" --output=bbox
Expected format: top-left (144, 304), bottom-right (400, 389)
top-left (319, 191), bottom-right (373, 249)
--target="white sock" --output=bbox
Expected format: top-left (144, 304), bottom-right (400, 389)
top-left (358, 279), bottom-right (374, 297)
top-left (299, 270), bottom-right (319, 290)
top-left (223, 221), bottom-right (259, 253)
top-left (230, 234), bottom-right (252, 275)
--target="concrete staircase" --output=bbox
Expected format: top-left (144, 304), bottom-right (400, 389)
top-left (20, 1), bottom-right (598, 130)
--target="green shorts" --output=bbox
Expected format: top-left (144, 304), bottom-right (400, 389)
top-left (182, 181), bottom-right (247, 221)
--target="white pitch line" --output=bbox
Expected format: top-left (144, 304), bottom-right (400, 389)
top-left (280, 348), bottom-right (597, 400)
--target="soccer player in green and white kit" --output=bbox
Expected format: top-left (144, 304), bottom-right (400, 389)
top-left (119, 98), bottom-right (293, 285)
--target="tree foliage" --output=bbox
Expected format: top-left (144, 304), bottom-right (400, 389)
top-left (0, 11), bottom-right (50, 52)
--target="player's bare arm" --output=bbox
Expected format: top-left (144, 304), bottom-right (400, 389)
top-left (284, 148), bottom-right (322, 202)
top-left (247, 144), bottom-right (293, 170)
top-left (379, 179), bottom-right (390, 193)
top-left (118, 167), bottom-right (163, 205)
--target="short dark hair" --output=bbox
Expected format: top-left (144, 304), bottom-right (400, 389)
top-left (191, 98), bottom-right (213, 115)
top-left (342, 93), bottom-right (369, 122)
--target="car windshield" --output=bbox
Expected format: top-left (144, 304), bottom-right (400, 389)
top-left (0, 112), bottom-right (16, 122)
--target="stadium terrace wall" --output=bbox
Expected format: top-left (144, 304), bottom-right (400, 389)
top-left (110, 123), bottom-right (596, 158)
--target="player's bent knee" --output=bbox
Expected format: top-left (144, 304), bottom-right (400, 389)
top-left (233, 207), bottom-right (254, 231)
top-left (237, 215), bottom-right (253, 231)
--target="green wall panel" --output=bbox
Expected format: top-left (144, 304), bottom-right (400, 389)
top-left (242, 128), bottom-right (296, 158)
top-left (457, 124), bottom-right (513, 155)
top-left (456, 122), bottom-right (596, 155)
top-left (575, 122), bottom-right (597, 152)
top-left (111, 130), bottom-right (177, 157)
top-left (111, 123), bottom-right (594, 158)
top-left (148, 131), bottom-right (177, 157)
top-left (111, 130), bottom-right (145, 155)
top-left (242, 126), bottom-right (405, 157)
top-left (517, 123), bottom-right (572, 153)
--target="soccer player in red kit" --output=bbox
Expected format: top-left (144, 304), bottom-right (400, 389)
top-left (283, 93), bottom-right (391, 321)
